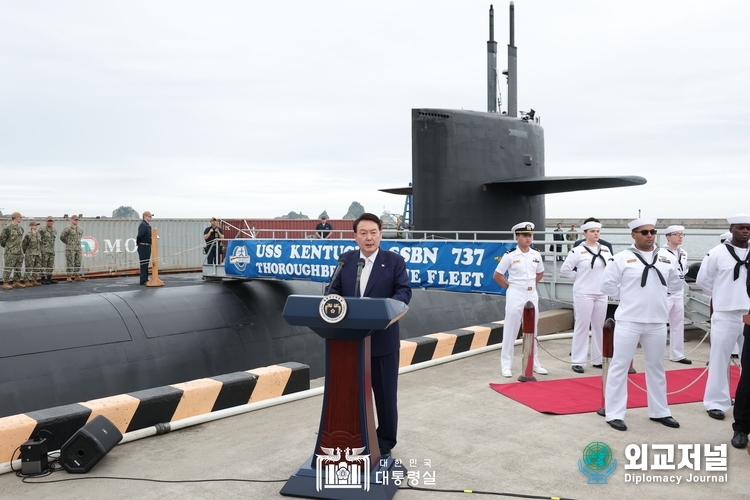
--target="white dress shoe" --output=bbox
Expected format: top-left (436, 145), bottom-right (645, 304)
top-left (502, 368), bottom-right (512, 378)
top-left (533, 366), bottom-right (548, 375)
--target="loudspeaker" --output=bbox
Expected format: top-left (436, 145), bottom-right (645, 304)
top-left (61, 415), bottom-right (123, 473)
top-left (21, 438), bottom-right (48, 475)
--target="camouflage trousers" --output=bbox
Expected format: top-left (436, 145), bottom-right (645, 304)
top-left (2, 252), bottom-right (24, 283)
top-left (65, 249), bottom-right (81, 277)
top-left (24, 254), bottom-right (41, 282)
top-left (40, 252), bottom-right (55, 277)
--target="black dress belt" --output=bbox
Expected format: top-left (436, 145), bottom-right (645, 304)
top-left (138, 243), bottom-right (151, 246)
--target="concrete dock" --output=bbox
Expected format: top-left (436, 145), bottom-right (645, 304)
top-left (1, 332), bottom-right (745, 500)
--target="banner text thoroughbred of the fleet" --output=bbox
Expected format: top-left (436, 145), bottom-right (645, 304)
top-left (224, 239), bottom-right (517, 295)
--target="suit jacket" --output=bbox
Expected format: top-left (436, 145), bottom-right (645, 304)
top-left (329, 248), bottom-right (412, 357)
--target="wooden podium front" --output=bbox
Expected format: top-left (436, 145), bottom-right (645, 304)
top-left (280, 295), bottom-right (408, 500)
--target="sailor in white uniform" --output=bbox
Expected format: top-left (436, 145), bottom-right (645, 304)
top-left (696, 213), bottom-right (750, 420)
top-left (720, 231), bottom-right (742, 359)
top-left (662, 225), bottom-right (692, 364)
top-left (493, 222), bottom-right (547, 378)
top-left (599, 217), bottom-right (684, 431)
top-left (560, 220), bottom-right (610, 373)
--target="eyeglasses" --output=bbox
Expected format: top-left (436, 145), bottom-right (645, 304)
top-left (635, 229), bottom-right (657, 235)
top-left (667, 233), bottom-right (684, 237)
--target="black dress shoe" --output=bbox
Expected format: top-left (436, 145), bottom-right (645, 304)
top-left (650, 416), bottom-right (680, 428)
top-left (673, 358), bottom-right (692, 365)
top-left (379, 448), bottom-right (391, 456)
top-left (572, 365), bottom-right (584, 374)
top-left (732, 431), bottom-right (747, 448)
top-left (707, 409), bottom-right (725, 420)
top-left (592, 364), bottom-right (602, 369)
top-left (731, 431), bottom-right (749, 449)
top-left (607, 419), bottom-right (627, 431)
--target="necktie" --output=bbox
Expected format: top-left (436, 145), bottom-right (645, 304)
top-left (359, 259), bottom-right (372, 297)
top-left (583, 244), bottom-right (606, 269)
top-left (724, 244), bottom-right (750, 297)
top-left (630, 250), bottom-right (666, 287)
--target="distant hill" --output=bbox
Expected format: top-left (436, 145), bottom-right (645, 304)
top-left (276, 211), bottom-right (309, 220)
top-left (343, 202), bottom-right (364, 220)
top-left (112, 206), bottom-right (140, 218)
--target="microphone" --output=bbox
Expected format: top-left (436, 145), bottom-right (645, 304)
top-left (325, 256), bottom-right (346, 295)
top-left (354, 258), bottom-right (366, 297)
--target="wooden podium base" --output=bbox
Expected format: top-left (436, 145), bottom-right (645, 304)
top-left (280, 455), bottom-right (407, 500)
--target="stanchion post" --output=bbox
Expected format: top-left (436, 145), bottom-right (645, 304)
top-left (597, 318), bottom-right (615, 417)
top-left (518, 301), bottom-right (536, 382)
top-left (146, 228), bottom-right (164, 287)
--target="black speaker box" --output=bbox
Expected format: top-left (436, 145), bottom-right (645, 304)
top-left (21, 438), bottom-right (48, 475)
top-left (61, 415), bottom-right (123, 473)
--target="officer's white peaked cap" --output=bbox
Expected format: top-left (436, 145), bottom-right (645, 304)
top-left (627, 217), bottom-right (657, 230)
top-left (511, 222), bottom-right (534, 234)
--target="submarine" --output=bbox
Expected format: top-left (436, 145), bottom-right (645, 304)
top-left (383, 3), bottom-right (645, 235)
top-left (0, 3), bottom-right (645, 419)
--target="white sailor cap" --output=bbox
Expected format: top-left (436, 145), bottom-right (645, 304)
top-left (664, 225), bottom-right (684, 235)
top-left (727, 213), bottom-right (750, 225)
top-left (720, 231), bottom-right (732, 242)
top-left (627, 217), bottom-right (657, 230)
top-left (581, 221), bottom-right (602, 231)
top-left (511, 221), bottom-right (534, 234)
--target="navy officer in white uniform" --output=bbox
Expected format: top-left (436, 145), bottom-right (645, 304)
top-left (493, 222), bottom-right (547, 378)
top-left (560, 220), bottom-right (610, 373)
top-left (662, 225), bottom-right (692, 365)
top-left (599, 217), bottom-right (684, 431)
top-left (696, 213), bottom-right (750, 420)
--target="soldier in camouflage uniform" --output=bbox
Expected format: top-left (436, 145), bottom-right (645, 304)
top-left (22, 220), bottom-right (42, 286)
top-left (1, 211), bottom-right (26, 289)
top-left (59, 214), bottom-right (86, 282)
top-left (38, 216), bottom-right (58, 284)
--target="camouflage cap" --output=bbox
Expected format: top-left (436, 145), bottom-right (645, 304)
top-left (29, 220), bottom-right (39, 226)
top-left (11, 211), bottom-right (22, 219)
top-left (46, 216), bottom-right (54, 222)
top-left (71, 214), bottom-right (79, 220)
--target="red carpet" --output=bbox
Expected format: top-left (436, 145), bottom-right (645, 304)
top-left (489, 366), bottom-right (740, 415)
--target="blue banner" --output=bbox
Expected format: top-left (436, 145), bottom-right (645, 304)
top-left (224, 239), bottom-right (517, 295)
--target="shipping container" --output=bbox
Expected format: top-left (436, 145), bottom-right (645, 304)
top-left (0, 215), bottom-right (403, 278)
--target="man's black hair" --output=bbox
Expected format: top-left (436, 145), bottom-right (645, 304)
top-left (582, 217), bottom-right (600, 224)
top-left (353, 213), bottom-right (382, 232)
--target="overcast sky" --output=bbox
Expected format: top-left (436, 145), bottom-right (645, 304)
top-left (1, 0), bottom-right (748, 222)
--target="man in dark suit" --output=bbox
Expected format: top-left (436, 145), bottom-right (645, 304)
top-left (329, 213), bottom-right (412, 457)
top-left (136, 211), bottom-right (153, 285)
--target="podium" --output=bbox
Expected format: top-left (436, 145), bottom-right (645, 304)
top-left (280, 295), bottom-right (409, 500)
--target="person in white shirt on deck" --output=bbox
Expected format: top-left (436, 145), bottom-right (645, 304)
top-left (560, 220), bottom-right (611, 374)
top-left (662, 225), bottom-right (692, 365)
top-left (493, 222), bottom-right (547, 378)
top-left (599, 217), bottom-right (684, 432)
top-left (696, 214), bottom-right (750, 420)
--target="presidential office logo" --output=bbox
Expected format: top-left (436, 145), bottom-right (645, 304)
top-left (319, 295), bottom-right (347, 324)
top-left (579, 442), bottom-right (617, 484)
top-left (315, 446), bottom-right (370, 492)
top-left (81, 236), bottom-right (99, 257)
top-left (229, 244), bottom-right (251, 271)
